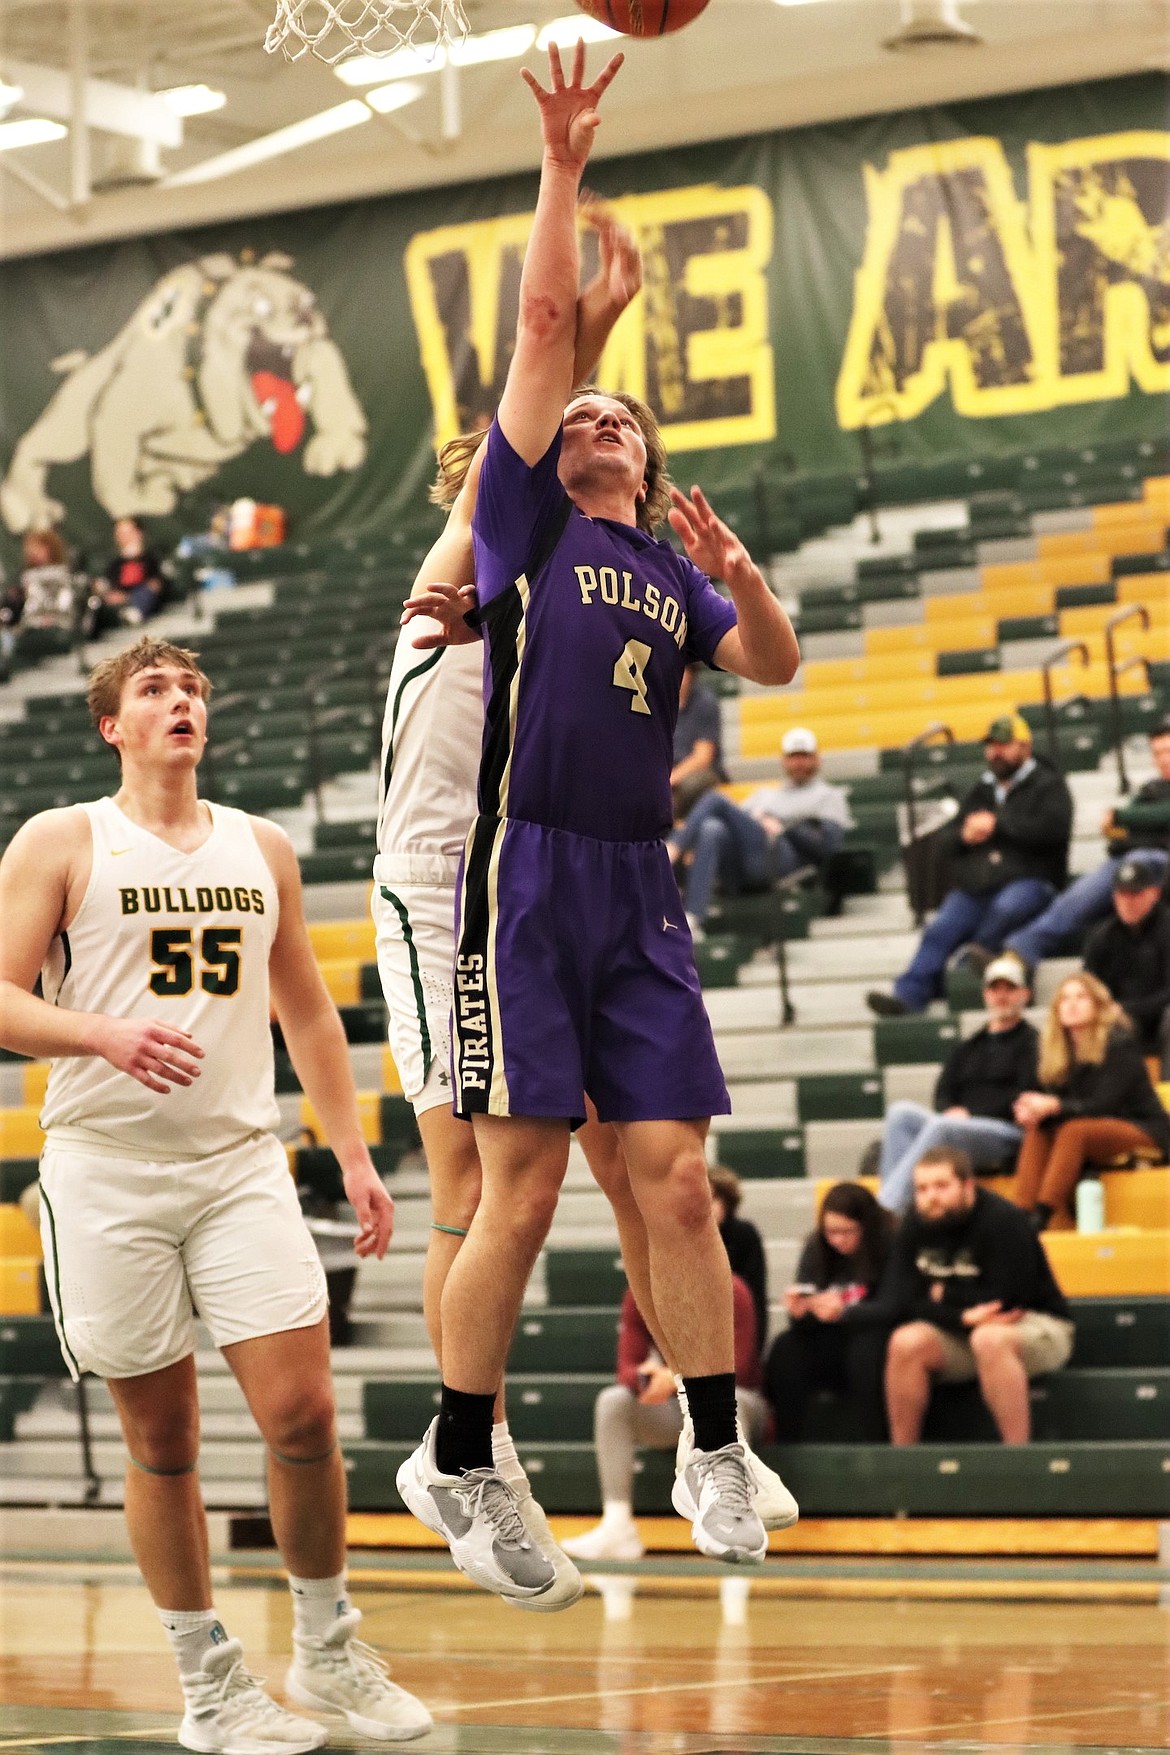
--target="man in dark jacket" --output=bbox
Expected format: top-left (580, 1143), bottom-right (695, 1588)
top-left (868, 714), bottom-right (1072, 1015)
top-left (1008, 716), bottom-right (1170, 964)
top-left (876, 955), bottom-right (1038, 1210)
top-left (878, 1146), bottom-right (1073, 1444)
top-left (1083, 856), bottom-right (1170, 1075)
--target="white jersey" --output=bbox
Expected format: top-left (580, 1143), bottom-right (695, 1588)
top-left (374, 635), bottom-right (483, 887)
top-left (40, 797), bottom-right (281, 1159)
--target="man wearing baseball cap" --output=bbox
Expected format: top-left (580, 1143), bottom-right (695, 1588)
top-left (875, 953), bottom-right (1038, 1210)
top-left (1083, 855), bottom-right (1170, 1075)
top-left (868, 713), bottom-right (1072, 1016)
top-left (1006, 714), bottom-right (1170, 967)
top-left (667, 726), bottom-right (852, 935)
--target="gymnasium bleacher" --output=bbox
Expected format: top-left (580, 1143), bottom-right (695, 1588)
top-left (1, 437), bottom-right (1168, 1547)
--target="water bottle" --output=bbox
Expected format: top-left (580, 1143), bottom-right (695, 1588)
top-left (1076, 1178), bottom-right (1105, 1235)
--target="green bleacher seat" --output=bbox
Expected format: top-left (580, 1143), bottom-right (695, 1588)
top-left (796, 1073), bottom-right (884, 1123)
top-left (299, 849), bottom-right (372, 884)
top-left (914, 525), bottom-right (968, 552)
top-left (1070, 1297), bottom-right (1170, 1368)
top-left (1029, 1369), bottom-right (1170, 1441)
top-left (873, 1016), bottom-right (960, 1065)
top-left (998, 613), bottom-right (1058, 642)
top-left (211, 768), bottom-right (305, 811)
top-left (0, 1159), bottom-right (39, 1202)
top-left (715, 1129), bottom-right (805, 1179)
top-left (1054, 582), bottom-right (1116, 610)
top-left (507, 1309), bottom-right (620, 1373)
top-left (0, 1376), bottom-right (43, 1441)
top-left (936, 648), bottom-right (1000, 677)
top-left (1113, 550), bottom-right (1169, 578)
top-left (857, 575), bottom-right (924, 605)
top-left (795, 603), bottom-right (863, 636)
top-left (363, 1375), bottom-right (607, 1444)
top-left (0, 1315), bottom-right (67, 1376)
top-left (378, 1094), bottom-right (419, 1154)
top-left (857, 553), bottom-right (919, 581)
top-left (692, 935), bottom-right (756, 988)
top-left (545, 1250), bottom-right (626, 1308)
top-left (339, 1001), bottom-right (386, 1044)
top-left (315, 818), bottom-right (378, 850)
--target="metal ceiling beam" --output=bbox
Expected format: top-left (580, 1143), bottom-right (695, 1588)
top-left (2, 55), bottom-right (183, 146)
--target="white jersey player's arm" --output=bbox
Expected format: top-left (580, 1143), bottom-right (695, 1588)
top-left (0, 807), bottom-right (204, 1093)
top-left (253, 817), bottom-right (394, 1260)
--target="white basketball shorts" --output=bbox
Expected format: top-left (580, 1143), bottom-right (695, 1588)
top-left (38, 1130), bottom-right (327, 1381)
top-left (372, 880), bottom-right (458, 1116)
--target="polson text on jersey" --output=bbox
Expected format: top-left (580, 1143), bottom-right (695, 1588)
top-left (573, 567), bottom-right (689, 648)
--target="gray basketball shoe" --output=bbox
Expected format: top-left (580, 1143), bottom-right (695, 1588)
top-left (396, 1417), bottom-right (556, 1600)
top-left (671, 1441), bottom-right (768, 1564)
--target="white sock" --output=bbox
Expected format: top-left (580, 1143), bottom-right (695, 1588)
top-left (158, 1606), bottom-right (228, 1678)
top-left (492, 1420), bottom-right (527, 1489)
top-left (674, 1376), bottom-right (690, 1415)
top-left (288, 1572), bottom-right (351, 1644)
top-left (600, 1499), bottom-right (634, 1529)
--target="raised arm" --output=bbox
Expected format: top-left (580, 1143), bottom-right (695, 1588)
top-left (497, 42), bottom-right (623, 466)
top-left (671, 486), bottom-right (800, 687)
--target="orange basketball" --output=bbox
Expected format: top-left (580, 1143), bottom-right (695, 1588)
top-left (575, 0), bottom-right (710, 35)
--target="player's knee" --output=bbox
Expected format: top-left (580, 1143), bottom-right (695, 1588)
top-left (662, 1150), bottom-right (715, 1235)
top-left (498, 1177), bottom-right (560, 1250)
top-left (264, 1382), bottom-right (337, 1458)
top-left (123, 1403), bottom-right (200, 1471)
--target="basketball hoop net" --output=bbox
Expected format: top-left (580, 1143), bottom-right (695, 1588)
top-left (266, 0), bottom-right (469, 65)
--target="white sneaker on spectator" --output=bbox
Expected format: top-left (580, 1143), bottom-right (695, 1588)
top-left (671, 1441), bottom-right (767, 1564)
top-left (178, 1638), bottom-right (326, 1755)
top-left (396, 1417), bottom-right (556, 1601)
top-left (562, 1517), bottom-right (644, 1562)
top-left (677, 1404), bottom-right (799, 1532)
top-left (285, 1609), bottom-right (432, 1741)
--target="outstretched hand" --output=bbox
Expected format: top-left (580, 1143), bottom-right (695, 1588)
top-left (668, 485), bottom-right (753, 587)
top-left (581, 193), bottom-right (642, 313)
top-left (521, 40), bottom-right (624, 173)
top-left (401, 582), bottom-right (480, 649)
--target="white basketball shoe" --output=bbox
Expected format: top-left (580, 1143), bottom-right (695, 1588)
top-left (178, 1638), bottom-right (326, 1755)
top-left (285, 1609), bottom-right (432, 1741)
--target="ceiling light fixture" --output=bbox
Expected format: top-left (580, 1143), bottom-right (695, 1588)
top-left (537, 16), bottom-right (621, 48)
top-left (364, 79), bottom-right (426, 114)
top-left (336, 22), bottom-right (539, 85)
top-left (335, 44), bottom-right (441, 84)
top-left (165, 99), bottom-right (372, 186)
top-left (450, 24), bottom-right (536, 64)
top-left (883, 0), bottom-right (980, 50)
top-left (0, 116), bottom-right (67, 151)
top-left (0, 80), bottom-right (24, 117)
top-left (161, 83), bottom-right (227, 117)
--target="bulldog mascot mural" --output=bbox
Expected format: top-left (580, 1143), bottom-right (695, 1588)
top-left (0, 251), bottom-right (367, 534)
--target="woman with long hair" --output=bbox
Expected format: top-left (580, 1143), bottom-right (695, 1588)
top-left (1011, 972), bottom-right (1170, 1229)
top-left (764, 1181), bottom-right (894, 1441)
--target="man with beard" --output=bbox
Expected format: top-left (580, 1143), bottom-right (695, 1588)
top-left (879, 1147), bottom-right (1073, 1445)
top-left (868, 714), bottom-right (1072, 1016)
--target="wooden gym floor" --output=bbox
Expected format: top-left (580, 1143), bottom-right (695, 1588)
top-left (1, 1550), bottom-right (1168, 1755)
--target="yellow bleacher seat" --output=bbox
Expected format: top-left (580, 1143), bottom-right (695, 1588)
top-left (0, 1203), bottom-right (42, 1260)
top-left (1139, 475), bottom-right (1170, 514)
top-left (1042, 1230), bottom-right (1170, 1297)
top-left (1102, 1168), bottom-right (1170, 1230)
top-left (308, 920), bottom-right (376, 962)
top-left (800, 651), bottom-right (936, 688)
top-left (0, 1108), bottom-right (44, 1158)
top-left (21, 1063), bottom-right (50, 1108)
top-left (1117, 572), bottom-right (1170, 606)
top-left (0, 1257), bottom-right (42, 1316)
top-left (300, 1091), bottom-right (382, 1146)
top-left (924, 585), bottom-right (1052, 623)
top-left (1039, 522), bottom-right (1166, 561)
top-left (863, 616), bottom-right (995, 655)
top-left (982, 554), bottom-right (1111, 592)
top-left (380, 1045), bottom-right (403, 1095)
top-left (1095, 495), bottom-right (1168, 528)
top-left (1059, 600), bottom-right (1169, 640)
top-left (316, 958), bottom-right (361, 1008)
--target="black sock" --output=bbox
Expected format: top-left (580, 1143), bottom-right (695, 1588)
top-left (435, 1386), bottom-right (495, 1476)
top-left (683, 1372), bottom-right (738, 1453)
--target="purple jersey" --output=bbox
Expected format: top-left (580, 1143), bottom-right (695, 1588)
top-left (471, 420), bottom-right (738, 842)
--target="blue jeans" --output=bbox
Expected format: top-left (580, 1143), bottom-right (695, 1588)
top-left (672, 793), bottom-right (842, 922)
top-left (893, 877), bottom-right (1056, 1011)
top-left (1008, 850), bottom-right (1170, 964)
top-left (878, 1101), bottom-right (1023, 1212)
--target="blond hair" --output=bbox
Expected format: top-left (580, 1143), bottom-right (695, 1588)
top-left (1039, 972), bottom-right (1127, 1087)
top-left (430, 429), bottom-right (489, 511)
top-left (87, 636), bottom-right (211, 731)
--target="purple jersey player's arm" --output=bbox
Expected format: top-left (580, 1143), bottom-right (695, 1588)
top-left (670, 485), bottom-right (801, 688)
top-left (497, 42), bottom-right (624, 467)
top-left (402, 199), bottom-right (642, 651)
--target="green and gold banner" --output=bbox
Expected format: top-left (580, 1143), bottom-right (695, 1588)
top-left (0, 72), bottom-right (1165, 560)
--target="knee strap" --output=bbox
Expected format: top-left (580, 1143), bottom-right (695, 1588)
top-left (129, 1454), bottom-right (198, 1477)
top-left (432, 1222), bottom-right (468, 1237)
top-left (268, 1440), bottom-right (338, 1467)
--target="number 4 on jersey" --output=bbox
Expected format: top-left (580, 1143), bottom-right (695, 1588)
top-left (613, 639), bottom-right (653, 716)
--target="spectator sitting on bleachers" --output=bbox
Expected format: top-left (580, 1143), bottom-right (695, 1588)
top-left (671, 661), bottom-right (727, 819)
top-left (875, 954), bottom-right (1037, 1212)
top-left (1005, 716), bottom-right (1170, 966)
top-left (1082, 857), bottom-right (1170, 1079)
top-left (18, 528), bottom-right (78, 634)
top-left (880, 1146), bottom-right (1074, 1445)
top-left (709, 1164), bottom-right (767, 1362)
top-left (867, 714), bottom-right (1072, 1017)
top-left (562, 1175), bottom-right (769, 1563)
top-left (667, 726), bottom-right (852, 937)
top-left (763, 1182), bottom-right (892, 1442)
top-left (1011, 972), bottom-right (1170, 1231)
top-left (85, 517), bottom-right (164, 636)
